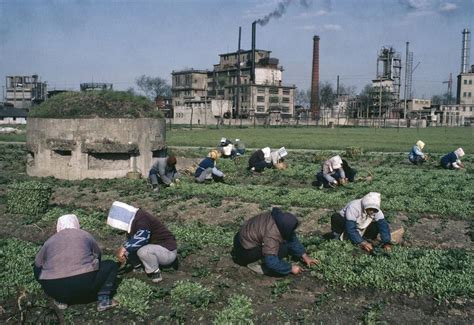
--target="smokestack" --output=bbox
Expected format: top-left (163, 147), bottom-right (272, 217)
top-left (251, 21), bottom-right (256, 83)
top-left (461, 28), bottom-right (470, 74)
top-left (310, 35), bottom-right (320, 120)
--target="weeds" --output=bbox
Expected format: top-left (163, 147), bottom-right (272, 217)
top-left (213, 294), bottom-right (254, 324)
top-left (115, 278), bottom-right (152, 317)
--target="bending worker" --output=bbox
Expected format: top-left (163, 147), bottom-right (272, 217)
top-left (331, 192), bottom-right (392, 253)
top-left (248, 147), bottom-right (288, 172)
top-left (314, 155), bottom-right (347, 188)
top-left (440, 148), bottom-right (465, 170)
top-left (148, 155), bottom-right (179, 192)
top-left (195, 150), bottom-right (225, 183)
top-left (232, 207), bottom-right (318, 276)
top-left (408, 140), bottom-right (427, 165)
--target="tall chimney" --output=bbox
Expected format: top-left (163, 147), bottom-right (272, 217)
top-left (461, 28), bottom-right (470, 74)
top-left (251, 21), bottom-right (256, 83)
top-left (310, 35), bottom-right (320, 120)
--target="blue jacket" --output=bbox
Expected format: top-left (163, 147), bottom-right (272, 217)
top-left (440, 152), bottom-right (457, 166)
top-left (408, 145), bottom-right (424, 161)
top-left (195, 157), bottom-right (215, 177)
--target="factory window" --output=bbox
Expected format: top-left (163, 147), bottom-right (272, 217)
top-left (282, 97), bottom-right (290, 103)
top-left (269, 88), bottom-right (279, 94)
top-left (269, 96), bottom-right (279, 103)
top-left (469, 92), bottom-right (472, 97)
top-left (257, 96), bottom-right (265, 102)
top-left (282, 89), bottom-right (290, 95)
top-left (257, 87), bottom-right (265, 93)
top-left (463, 92), bottom-right (467, 97)
top-left (256, 106), bottom-right (265, 112)
top-left (470, 80), bottom-right (473, 84)
top-left (464, 80), bottom-right (467, 84)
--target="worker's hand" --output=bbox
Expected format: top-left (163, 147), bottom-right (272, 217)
top-left (169, 182), bottom-right (176, 187)
top-left (116, 246), bottom-right (127, 265)
top-left (382, 243), bottom-right (393, 253)
top-left (301, 253), bottom-right (319, 267)
top-left (424, 155), bottom-right (429, 161)
top-left (175, 178), bottom-right (180, 183)
top-left (291, 264), bottom-right (304, 275)
top-left (339, 178), bottom-right (348, 185)
top-left (359, 241), bottom-right (374, 253)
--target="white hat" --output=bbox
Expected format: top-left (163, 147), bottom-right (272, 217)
top-left (57, 214), bottom-right (80, 232)
top-left (329, 155), bottom-right (343, 169)
top-left (220, 137), bottom-right (227, 144)
top-left (361, 192), bottom-right (381, 213)
top-left (416, 140), bottom-right (425, 150)
top-left (278, 147), bottom-right (288, 158)
top-left (107, 201), bottom-right (139, 233)
top-left (455, 148), bottom-right (465, 157)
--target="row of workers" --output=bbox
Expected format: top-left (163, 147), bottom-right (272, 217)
top-left (34, 192), bottom-right (391, 311)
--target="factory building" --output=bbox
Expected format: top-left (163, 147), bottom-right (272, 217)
top-left (5, 75), bottom-right (47, 109)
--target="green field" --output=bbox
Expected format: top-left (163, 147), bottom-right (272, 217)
top-left (167, 126), bottom-right (473, 153)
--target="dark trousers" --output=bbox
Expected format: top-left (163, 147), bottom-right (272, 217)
top-left (330, 213), bottom-right (379, 240)
top-left (409, 156), bottom-right (425, 165)
top-left (231, 232), bottom-right (288, 266)
top-left (249, 160), bottom-right (271, 172)
top-left (34, 260), bottom-right (118, 304)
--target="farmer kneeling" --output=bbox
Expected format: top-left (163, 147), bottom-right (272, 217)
top-left (408, 140), bottom-right (428, 165)
top-left (248, 147), bottom-right (288, 172)
top-left (231, 207), bottom-right (318, 276)
top-left (34, 214), bottom-right (119, 311)
top-left (148, 155), bottom-right (179, 192)
top-left (440, 148), bottom-right (465, 170)
top-left (195, 149), bottom-right (225, 183)
top-left (107, 201), bottom-right (178, 283)
top-left (217, 137), bottom-right (236, 159)
top-left (314, 155), bottom-right (347, 188)
top-left (331, 192), bottom-right (393, 253)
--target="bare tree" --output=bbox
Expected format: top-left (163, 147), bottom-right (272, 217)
top-left (135, 75), bottom-right (171, 100)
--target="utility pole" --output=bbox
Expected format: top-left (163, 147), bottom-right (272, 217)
top-left (403, 42), bottom-right (409, 121)
top-left (378, 76), bottom-right (382, 127)
top-left (237, 26), bottom-right (242, 127)
top-left (442, 73), bottom-right (453, 104)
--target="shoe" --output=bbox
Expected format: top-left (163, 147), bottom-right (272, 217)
top-left (152, 185), bottom-right (159, 192)
top-left (328, 182), bottom-right (337, 189)
top-left (133, 266), bottom-right (144, 274)
top-left (53, 300), bottom-right (68, 310)
top-left (148, 270), bottom-right (163, 283)
top-left (97, 297), bottom-right (119, 312)
top-left (251, 167), bottom-right (255, 171)
top-left (246, 262), bottom-right (264, 275)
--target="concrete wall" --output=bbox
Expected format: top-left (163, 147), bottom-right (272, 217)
top-left (27, 118), bottom-right (166, 180)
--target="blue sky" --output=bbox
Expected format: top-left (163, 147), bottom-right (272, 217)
top-left (1, 0), bottom-right (473, 98)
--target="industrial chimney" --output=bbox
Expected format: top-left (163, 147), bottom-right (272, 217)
top-left (310, 35), bottom-right (320, 120)
top-left (251, 21), bottom-right (257, 84)
top-left (461, 28), bottom-right (470, 74)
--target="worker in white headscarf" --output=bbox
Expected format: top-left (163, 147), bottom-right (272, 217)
top-left (217, 137), bottom-right (236, 159)
top-left (314, 155), bottom-right (347, 188)
top-left (248, 147), bottom-right (288, 172)
top-left (34, 214), bottom-right (118, 311)
top-left (408, 140), bottom-right (427, 165)
top-left (330, 192), bottom-right (392, 253)
top-left (440, 148), bottom-right (465, 169)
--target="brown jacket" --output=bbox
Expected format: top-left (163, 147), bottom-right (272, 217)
top-left (238, 212), bottom-right (283, 256)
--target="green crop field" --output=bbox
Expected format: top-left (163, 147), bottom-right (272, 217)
top-left (0, 136), bottom-right (472, 323)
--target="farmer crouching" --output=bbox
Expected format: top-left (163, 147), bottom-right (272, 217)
top-left (195, 149), bottom-right (225, 183)
top-left (231, 208), bottom-right (318, 276)
top-left (248, 147), bottom-right (288, 172)
top-left (148, 155), bottom-right (179, 192)
top-left (440, 147), bottom-right (465, 170)
top-left (217, 137), bottom-right (236, 159)
top-left (314, 155), bottom-right (346, 188)
top-left (34, 214), bottom-right (118, 311)
top-left (107, 201), bottom-right (178, 283)
top-left (408, 140), bottom-right (428, 165)
top-left (331, 192), bottom-right (392, 253)
top-left (234, 138), bottom-right (246, 156)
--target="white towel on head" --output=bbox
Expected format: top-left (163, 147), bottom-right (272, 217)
top-left (57, 214), bottom-right (80, 232)
top-left (278, 147), bottom-right (288, 158)
top-left (455, 148), bottom-right (465, 157)
top-left (107, 201), bottom-right (139, 232)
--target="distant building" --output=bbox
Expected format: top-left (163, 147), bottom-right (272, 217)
top-left (171, 49), bottom-right (295, 125)
top-left (155, 96), bottom-right (173, 118)
top-left (0, 104), bottom-right (28, 124)
top-left (456, 65), bottom-right (474, 105)
top-left (5, 75), bottom-right (47, 109)
top-left (80, 82), bottom-right (113, 91)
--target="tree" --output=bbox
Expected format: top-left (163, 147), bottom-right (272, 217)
top-left (135, 75), bottom-right (171, 100)
top-left (295, 88), bottom-right (311, 108)
top-left (319, 82), bottom-right (337, 109)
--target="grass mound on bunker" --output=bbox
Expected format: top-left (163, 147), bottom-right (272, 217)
top-left (29, 90), bottom-right (162, 119)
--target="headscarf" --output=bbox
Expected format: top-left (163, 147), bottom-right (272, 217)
top-left (454, 148), bottom-right (465, 158)
top-left (361, 192), bottom-right (381, 213)
top-left (328, 155), bottom-right (343, 170)
top-left (416, 140), bottom-right (425, 150)
top-left (107, 201), bottom-right (139, 233)
top-left (271, 207), bottom-right (299, 240)
top-left (56, 214), bottom-right (80, 232)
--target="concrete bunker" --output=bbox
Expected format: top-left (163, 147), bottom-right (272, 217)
top-left (26, 91), bottom-right (166, 180)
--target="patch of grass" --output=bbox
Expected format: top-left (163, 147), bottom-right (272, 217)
top-left (0, 238), bottom-right (41, 300)
top-left (213, 294), bottom-right (254, 324)
top-left (29, 90), bottom-right (162, 118)
top-left (271, 279), bottom-right (292, 298)
top-left (115, 278), bottom-right (152, 317)
top-left (310, 240), bottom-right (474, 299)
top-left (362, 301), bottom-right (386, 325)
top-left (170, 280), bottom-right (215, 321)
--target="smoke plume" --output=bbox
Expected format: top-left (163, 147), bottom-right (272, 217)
top-left (257, 0), bottom-right (313, 26)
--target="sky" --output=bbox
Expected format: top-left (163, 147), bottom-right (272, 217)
top-left (1, 0), bottom-right (473, 99)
